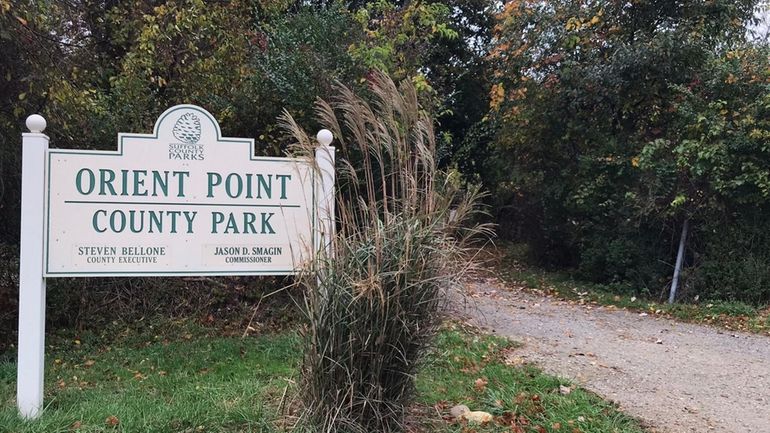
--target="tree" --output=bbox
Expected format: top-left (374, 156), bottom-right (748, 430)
top-left (485, 0), bottom-right (770, 300)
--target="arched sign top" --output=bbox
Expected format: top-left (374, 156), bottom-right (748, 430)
top-left (151, 104), bottom-right (232, 144)
top-left (111, 104), bottom-right (256, 163)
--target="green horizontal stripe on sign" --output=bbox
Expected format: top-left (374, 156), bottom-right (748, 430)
top-left (63, 200), bottom-right (302, 208)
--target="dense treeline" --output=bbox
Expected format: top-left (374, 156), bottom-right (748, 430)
top-left (476, 0), bottom-right (770, 303)
top-left (0, 0), bottom-right (769, 345)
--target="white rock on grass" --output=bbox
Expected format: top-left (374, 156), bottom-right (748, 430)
top-left (449, 404), bottom-right (470, 418)
top-left (461, 410), bottom-right (494, 424)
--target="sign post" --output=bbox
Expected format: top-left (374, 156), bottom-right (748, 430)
top-left (17, 105), bottom-right (334, 418)
top-left (18, 114), bottom-right (49, 419)
top-left (315, 129), bottom-right (335, 257)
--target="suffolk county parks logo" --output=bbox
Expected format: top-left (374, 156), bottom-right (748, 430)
top-left (169, 113), bottom-right (205, 160)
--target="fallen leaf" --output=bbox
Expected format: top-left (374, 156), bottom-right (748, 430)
top-left (503, 351), bottom-right (524, 366)
top-left (474, 377), bottom-right (488, 392)
top-left (105, 415), bottom-right (119, 427)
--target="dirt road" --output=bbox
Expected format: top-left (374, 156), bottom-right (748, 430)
top-left (456, 277), bottom-right (770, 433)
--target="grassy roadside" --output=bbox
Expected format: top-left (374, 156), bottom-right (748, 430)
top-left (491, 243), bottom-right (770, 336)
top-left (414, 324), bottom-right (644, 433)
top-left (0, 320), bottom-right (645, 433)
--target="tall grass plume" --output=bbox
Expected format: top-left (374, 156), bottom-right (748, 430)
top-left (281, 71), bottom-right (491, 433)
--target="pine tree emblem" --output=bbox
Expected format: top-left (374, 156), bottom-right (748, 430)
top-left (172, 113), bottom-right (202, 144)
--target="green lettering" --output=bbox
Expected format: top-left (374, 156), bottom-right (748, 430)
top-left (211, 211), bottom-right (224, 233)
top-left (129, 210), bottom-right (144, 233)
top-left (173, 171), bottom-right (189, 197)
top-left (167, 210), bottom-right (181, 233)
top-left (276, 174), bottom-right (291, 199)
top-left (257, 174), bottom-right (272, 199)
top-left (243, 212), bottom-right (257, 233)
top-left (183, 211), bottom-right (197, 234)
top-left (75, 168), bottom-right (95, 195)
top-left (109, 210), bottom-right (126, 232)
top-left (207, 172), bottom-right (222, 198)
top-left (148, 211), bottom-right (163, 233)
top-left (225, 173), bottom-right (243, 198)
top-left (132, 170), bottom-right (148, 196)
top-left (225, 213), bottom-right (239, 233)
top-left (99, 169), bottom-right (117, 196)
top-left (92, 209), bottom-right (107, 232)
top-left (152, 171), bottom-right (169, 197)
top-left (261, 212), bottom-right (275, 234)
top-left (245, 173), bottom-right (253, 198)
top-left (120, 170), bottom-right (129, 195)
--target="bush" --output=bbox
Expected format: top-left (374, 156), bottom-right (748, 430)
top-left (693, 214), bottom-right (770, 304)
top-left (283, 72), bottom-right (490, 432)
top-left (0, 243), bottom-right (20, 351)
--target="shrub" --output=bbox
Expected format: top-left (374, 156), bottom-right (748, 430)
top-left (282, 71), bottom-right (490, 432)
top-left (692, 214), bottom-right (770, 304)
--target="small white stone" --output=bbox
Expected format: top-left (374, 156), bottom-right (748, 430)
top-left (26, 114), bottom-right (46, 133)
top-left (449, 404), bottom-right (470, 418)
top-left (316, 129), bottom-right (333, 146)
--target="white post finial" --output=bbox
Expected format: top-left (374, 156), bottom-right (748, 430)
top-left (317, 129), bottom-right (333, 147)
top-left (25, 114), bottom-right (46, 133)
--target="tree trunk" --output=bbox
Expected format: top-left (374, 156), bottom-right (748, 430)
top-left (668, 219), bottom-right (689, 304)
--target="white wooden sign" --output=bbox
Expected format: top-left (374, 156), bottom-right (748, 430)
top-left (45, 105), bottom-right (317, 276)
top-left (17, 105), bottom-right (335, 418)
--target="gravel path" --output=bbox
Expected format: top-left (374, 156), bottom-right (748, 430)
top-left (456, 277), bottom-right (770, 433)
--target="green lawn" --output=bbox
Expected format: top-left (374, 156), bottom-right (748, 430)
top-left (1, 321), bottom-right (644, 433)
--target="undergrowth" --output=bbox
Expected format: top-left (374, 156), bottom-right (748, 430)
top-left (493, 242), bottom-right (770, 335)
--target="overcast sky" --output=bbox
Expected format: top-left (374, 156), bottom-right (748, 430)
top-left (750, 2), bottom-right (770, 41)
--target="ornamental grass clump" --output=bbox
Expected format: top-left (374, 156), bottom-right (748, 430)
top-left (281, 71), bottom-right (490, 433)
